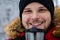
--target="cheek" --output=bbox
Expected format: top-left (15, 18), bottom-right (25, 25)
top-left (41, 12), bottom-right (51, 22)
top-left (45, 15), bottom-right (51, 26)
top-left (44, 15), bottom-right (51, 21)
top-left (22, 15), bottom-right (30, 23)
top-left (45, 13), bottom-right (51, 23)
top-left (40, 13), bottom-right (51, 28)
top-left (22, 14), bottom-right (31, 28)
top-left (43, 13), bottom-right (51, 28)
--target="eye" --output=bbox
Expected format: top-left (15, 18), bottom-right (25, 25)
top-left (38, 9), bottom-right (48, 13)
top-left (24, 10), bottom-right (32, 14)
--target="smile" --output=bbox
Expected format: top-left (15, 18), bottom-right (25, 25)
top-left (29, 20), bottom-right (45, 27)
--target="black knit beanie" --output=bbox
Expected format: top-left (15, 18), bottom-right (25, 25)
top-left (19, 0), bottom-right (54, 20)
top-left (19, 0), bottom-right (54, 30)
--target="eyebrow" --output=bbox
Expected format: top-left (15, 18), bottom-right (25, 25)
top-left (24, 8), bottom-right (31, 10)
top-left (38, 6), bottom-right (47, 9)
top-left (24, 6), bottom-right (47, 10)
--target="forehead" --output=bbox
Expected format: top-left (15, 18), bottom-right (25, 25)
top-left (24, 2), bottom-right (46, 9)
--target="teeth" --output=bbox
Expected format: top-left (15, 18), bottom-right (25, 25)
top-left (30, 21), bottom-right (44, 26)
top-left (33, 22), bottom-right (42, 25)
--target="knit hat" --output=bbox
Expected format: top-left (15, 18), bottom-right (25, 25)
top-left (19, 0), bottom-right (54, 21)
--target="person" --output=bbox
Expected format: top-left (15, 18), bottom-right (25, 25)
top-left (8, 0), bottom-right (60, 40)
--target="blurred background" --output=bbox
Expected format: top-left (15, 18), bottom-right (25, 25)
top-left (0, 0), bottom-right (20, 40)
top-left (0, 0), bottom-right (60, 40)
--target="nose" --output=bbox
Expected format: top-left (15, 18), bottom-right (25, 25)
top-left (31, 13), bottom-right (38, 20)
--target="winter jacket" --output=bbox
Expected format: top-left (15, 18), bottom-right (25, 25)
top-left (8, 26), bottom-right (60, 40)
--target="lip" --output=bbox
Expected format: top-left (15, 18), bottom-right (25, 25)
top-left (33, 23), bottom-right (41, 26)
top-left (29, 22), bottom-right (43, 27)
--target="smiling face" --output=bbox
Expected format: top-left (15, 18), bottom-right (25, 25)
top-left (22, 2), bottom-right (51, 30)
